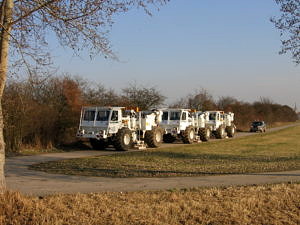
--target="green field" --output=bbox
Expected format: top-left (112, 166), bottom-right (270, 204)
top-left (30, 125), bottom-right (300, 177)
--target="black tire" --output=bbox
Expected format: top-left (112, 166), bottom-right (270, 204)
top-left (144, 127), bottom-right (163, 148)
top-left (182, 126), bottom-right (195, 144)
top-left (226, 125), bottom-right (235, 138)
top-left (163, 134), bottom-right (176, 143)
top-left (90, 139), bottom-right (108, 150)
top-left (215, 126), bottom-right (226, 139)
top-left (199, 127), bottom-right (211, 142)
top-left (113, 128), bottom-right (133, 151)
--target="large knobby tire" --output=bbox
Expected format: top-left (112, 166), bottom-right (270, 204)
top-left (215, 126), bottom-right (226, 139)
top-left (144, 127), bottom-right (163, 148)
top-left (226, 125), bottom-right (235, 138)
top-left (163, 133), bottom-right (176, 143)
top-left (90, 139), bottom-right (108, 150)
top-left (199, 127), bottom-right (211, 142)
top-left (113, 128), bottom-right (133, 151)
top-left (182, 126), bottom-right (195, 144)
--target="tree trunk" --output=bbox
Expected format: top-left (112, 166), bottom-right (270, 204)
top-left (0, 0), bottom-right (14, 192)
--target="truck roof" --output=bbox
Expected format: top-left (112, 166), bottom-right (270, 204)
top-left (159, 108), bottom-right (191, 112)
top-left (82, 106), bottom-right (125, 110)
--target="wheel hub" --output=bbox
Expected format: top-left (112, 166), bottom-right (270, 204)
top-left (189, 130), bottom-right (195, 140)
top-left (155, 132), bottom-right (161, 142)
top-left (221, 128), bottom-right (224, 135)
top-left (206, 129), bottom-right (210, 138)
top-left (123, 134), bottom-right (131, 145)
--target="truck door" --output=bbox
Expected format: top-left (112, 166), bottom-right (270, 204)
top-left (109, 110), bottom-right (121, 134)
top-left (180, 111), bottom-right (189, 130)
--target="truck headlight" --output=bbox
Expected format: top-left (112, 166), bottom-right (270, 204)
top-left (77, 129), bottom-right (85, 136)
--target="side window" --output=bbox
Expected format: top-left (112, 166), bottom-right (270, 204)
top-left (111, 111), bottom-right (118, 121)
top-left (181, 112), bottom-right (187, 120)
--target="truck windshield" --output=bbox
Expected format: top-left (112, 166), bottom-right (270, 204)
top-left (209, 113), bottom-right (216, 121)
top-left (162, 112), bottom-right (168, 120)
top-left (83, 110), bottom-right (95, 121)
top-left (170, 111), bottom-right (181, 120)
top-left (96, 110), bottom-right (110, 121)
top-left (252, 122), bottom-right (263, 126)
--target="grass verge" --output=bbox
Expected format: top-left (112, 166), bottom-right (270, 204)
top-left (30, 125), bottom-right (300, 178)
top-left (7, 141), bottom-right (91, 157)
top-left (1, 183), bottom-right (299, 225)
top-left (17, 148), bottom-right (64, 156)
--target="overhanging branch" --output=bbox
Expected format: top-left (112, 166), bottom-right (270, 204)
top-left (11, 0), bottom-right (59, 25)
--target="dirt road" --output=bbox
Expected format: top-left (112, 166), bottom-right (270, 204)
top-left (5, 124), bottom-right (300, 196)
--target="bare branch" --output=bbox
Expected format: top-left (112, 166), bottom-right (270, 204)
top-left (272, 0), bottom-right (300, 65)
top-left (11, 0), bottom-right (59, 25)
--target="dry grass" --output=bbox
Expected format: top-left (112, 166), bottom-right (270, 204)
top-left (30, 125), bottom-right (300, 178)
top-left (268, 121), bottom-right (300, 128)
top-left (1, 183), bottom-right (299, 225)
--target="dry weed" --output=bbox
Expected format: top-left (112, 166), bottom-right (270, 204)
top-left (1, 183), bottom-right (299, 225)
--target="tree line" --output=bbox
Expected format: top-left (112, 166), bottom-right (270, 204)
top-left (3, 75), bottom-right (297, 154)
top-left (171, 89), bottom-right (297, 130)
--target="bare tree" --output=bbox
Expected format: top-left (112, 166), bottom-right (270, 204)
top-left (217, 96), bottom-right (238, 111)
top-left (186, 89), bottom-right (216, 111)
top-left (122, 83), bottom-right (165, 110)
top-left (169, 97), bottom-right (187, 108)
top-left (169, 89), bottom-right (216, 111)
top-left (0, 0), bottom-right (168, 191)
top-left (271, 0), bottom-right (300, 65)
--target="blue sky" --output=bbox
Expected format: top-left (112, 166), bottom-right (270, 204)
top-left (51, 0), bottom-right (299, 109)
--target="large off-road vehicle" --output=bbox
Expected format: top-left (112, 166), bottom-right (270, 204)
top-left (224, 112), bottom-right (236, 137)
top-left (158, 108), bottom-right (198, 144)
top-left (195, 111), bottom-right (211, 141)
top-left (77, 107), bottom-right (163, 151)
top-left (205, 111), bottom-right (236, 139)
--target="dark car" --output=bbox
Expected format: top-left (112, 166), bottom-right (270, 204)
top-left (250, 121), bottom-right (266, 132)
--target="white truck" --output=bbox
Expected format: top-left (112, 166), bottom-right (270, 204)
top-left (224, 112), bottom-right (236, 137)
top-left (205, 111), bottom-right (236, 139)
top-left (158, 108), bottom-right (198, 144)
top-left (77, 106), bottom-right (163, 151)
top-left (195, 111), bottom-right (211, 141)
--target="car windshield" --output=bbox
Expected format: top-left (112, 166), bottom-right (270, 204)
top-left (83, 110), bottom-right (95, 121)
top-left (252, 121), bottom-right (263, 126)
top-left (170, 111), bottom-right (181, 120)
top-left (96, 110), bottom-right (110, 121)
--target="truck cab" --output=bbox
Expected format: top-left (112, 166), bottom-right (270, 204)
top-left (205, 111), bottom-right (236, 138)
top-left (158, 109), bottom-right (196, 144)
top-left (77, 107), bottom-right (127, 140)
